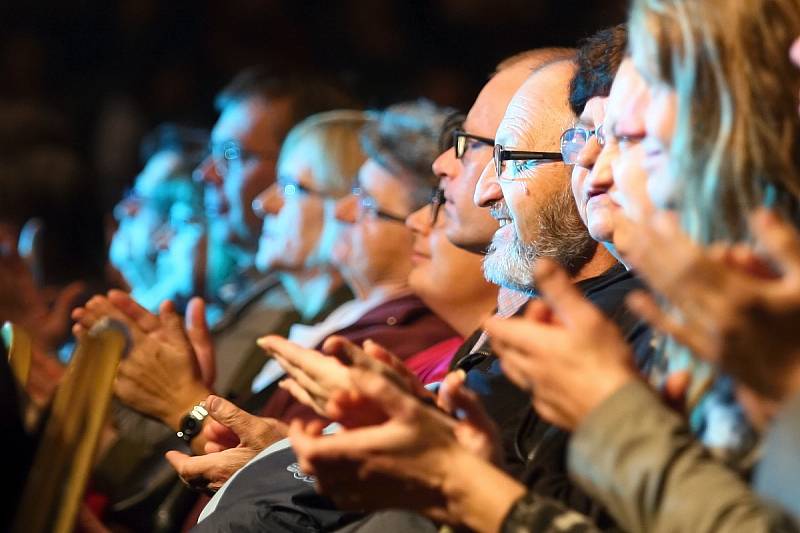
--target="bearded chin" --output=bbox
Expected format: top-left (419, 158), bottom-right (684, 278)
top-left (482, 187), bottom-right (597, 295)
top-left (482, 231), bottom-right (538, 296)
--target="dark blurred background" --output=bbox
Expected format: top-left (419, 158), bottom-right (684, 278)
top-left (0, 0), bottom-right (627, 284)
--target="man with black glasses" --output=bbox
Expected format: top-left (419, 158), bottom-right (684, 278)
top-left (433, 48), bottom-right (574, 254)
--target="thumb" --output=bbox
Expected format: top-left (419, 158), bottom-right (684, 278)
top-left (348, 368), bottom-right (412, 418)
top-left (206, 395), bottom-right (257, 443)
top-left (441, 370), bottom-right (494, 432)
top-left (165, 449), bottom-right (191, 473)
top-left (186, 297), bottom-right (215, 387)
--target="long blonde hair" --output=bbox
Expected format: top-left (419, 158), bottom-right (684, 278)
top-left (630, 0), bottom-right (800, 243)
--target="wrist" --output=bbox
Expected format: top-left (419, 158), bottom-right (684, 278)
top-left (442, 449), bottom-right (525, 533)
top-left (165, 382), bottom-right (212, 432)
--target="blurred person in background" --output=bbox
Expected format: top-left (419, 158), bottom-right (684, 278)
top-left (109, 123), bottom-right (208, 313)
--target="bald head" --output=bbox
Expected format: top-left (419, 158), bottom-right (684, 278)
top-left (497, 59), bottom-right (578, 152)
top-left (434, 50), bottom-right (578, 254)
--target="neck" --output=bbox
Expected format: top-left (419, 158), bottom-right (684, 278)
top-left (423, 286), bottom-right (498, 338)
top-left (279, 267), bottom-right (344, 320)
top-left (603, 241), bottom-right (631, 270)
top-left (344, 270), bottom-right (411, 302)
top-left (571, 242), bottom-right (620, 283)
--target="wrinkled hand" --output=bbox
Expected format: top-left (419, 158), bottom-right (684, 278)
top-left (484, 258), bottom-right (638, 431)
top-left (618, 209), bottom-right (800, 400)
top-left (257, 335), bottom-right (433, 420)
top-left (72, 291), bottom-right (213, 429)
top-left (289, 368), bottom-right (464, 523)
top-left (166, 395), bottom-right (287, 493)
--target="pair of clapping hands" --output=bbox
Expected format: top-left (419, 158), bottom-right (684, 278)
top-left (167, 333), bottom-right (502, 494)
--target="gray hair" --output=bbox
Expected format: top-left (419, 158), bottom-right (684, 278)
top-left (360, 99), bottom-right (458, 207)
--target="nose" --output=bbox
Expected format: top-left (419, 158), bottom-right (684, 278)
top-left (587, 143), bottom-right (615, 192)
top-left (474, 159), bottom-right (503, 208)
top-left (791, 36), bottom-right (800, 68)
top-left (575, 137), bottom-right (603, 171)
top-left (252, 183), bottom-right (283, 218)
top-left (404, 205), bottom-right (430, 236)
top-left (432, 147), bottom-right (457, 182)
top-left (194, 154), bottom-right (223, 187)
top-left (335, 194), bottom-right (358, 224)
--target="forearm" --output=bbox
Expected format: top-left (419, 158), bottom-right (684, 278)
top-left (569, 380), bottom-right (799, 533)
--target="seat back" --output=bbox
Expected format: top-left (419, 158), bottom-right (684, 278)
top-left (12, 318), bottom-right (129, 533)
top-left (2, 321), bottom-right (33, 387)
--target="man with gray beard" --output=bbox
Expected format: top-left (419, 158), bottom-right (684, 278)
top-left (437, 58), bottom-right (649, 526)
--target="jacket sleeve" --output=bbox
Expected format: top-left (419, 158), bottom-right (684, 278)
top-left (567, 380), bottom-right (799, 533)
top-left (501, 492), bottom-right (608, 533)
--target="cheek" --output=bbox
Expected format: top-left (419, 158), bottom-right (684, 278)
top-left (571, 167), bottom-right (589, 218)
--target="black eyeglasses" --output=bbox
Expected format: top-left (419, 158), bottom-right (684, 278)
top-left (493, 144), bottom-right (563, 179)
top-left (454, 130), bottom-right (495, 159)
top-left (429, 187), bottom-right (445, 225)
top-left (559, 125), bottom-right (606, 165)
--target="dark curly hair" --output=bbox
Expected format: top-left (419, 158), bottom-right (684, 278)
top-left (568, 24), bottom-right (629, 116)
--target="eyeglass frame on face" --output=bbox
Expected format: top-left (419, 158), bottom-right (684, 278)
top-left (559, 125), bottom-right (607, 165)
top-left (350, 181), bottom-right (407, 224)
top-left (493, 144), bottom-right (563, 179)
top-left (453, 129), bottom-right (495, 159)
top-left (209, 140), bottom-right (277, 173)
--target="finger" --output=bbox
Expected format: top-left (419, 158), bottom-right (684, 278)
top-left (483, 315), bottom-right (552, 355)
top-left (436, 369), bottom-right (465, 414)
top-left (165, 449), bottom-right (220, 485)
top-left (107, 289), bottom-right (161, 332)
top-left (321, 335), bottom-right (364, 365)
top-left (186, 297), bottom-right (215, 387)
top-left (203, 418), bottom-right (240, 449)
top-left (362, 339), bottom-right (404, 372)
top-left (348, 368), bottom-right (418, 419)
top-left (204, 441), bottom-right (228, 454)
top-left (662, 369), bottom-right (692, 413)
top-left (158, 299), bottom-right (184, 333)
top-left (533, 258), bottom-right (594, 329)
top-left (441, 372), bottom-right (496, 437)
top-left (258, 336), bottom-right (319, 371)
top-left (523, 298), bottom-right (553, 323)
top-left (279, 377), bottom-right (325, 414)
top-left (206, 395), bottom-right (259, 444)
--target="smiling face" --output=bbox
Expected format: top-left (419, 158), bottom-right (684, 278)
top-left (474, 61), bottom-right (596, 293)
top-left (570, 95), bottom-right (609, 241)
top-left (574, 58), bottom-right (655, 248)
top-left (432, 62), bottom-right (536, 253)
